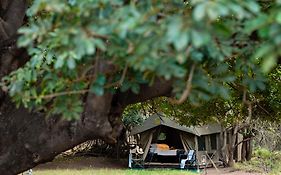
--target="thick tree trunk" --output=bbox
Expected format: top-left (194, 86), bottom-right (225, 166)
top-left (0, 79), bottom-right (172, 175)
top-left (0, 94), bottom-right (119, 174)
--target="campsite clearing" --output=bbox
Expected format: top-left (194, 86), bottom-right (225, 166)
top-left (34, 169), bottom-right (197, 175)
top-left (34, 168), bottom-right (262, 175)
top-left (34, 157), bottom-right (262, 175)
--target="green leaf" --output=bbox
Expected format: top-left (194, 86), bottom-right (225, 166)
top-left (131, 83), bottom-right (140, 94)
top-left (167, 17), bottom-right (182, 43)
top-left (191, 30), bottom-right (209, 48)
top-left (218, 87), bottom-right (230, 99)
top-left (174, 32), bottom-right (189, 51)
top-left (90, 84), bottom-right (104, 96)
top-left (277, 12), bottom-right (281, 24)
top-left (262, 55), bottom-right (276, 73)
top-left (17, 36), bottom-right (33, 47)
top-left (94, 39), bottom-right (107, 51)
top-left (245, 1), bottom-right (260, 13)
top-left (96, 74), bottom-right (106, 86)
top-left (54, 53), bottom-right (67, 69)
top-left (193, 3), bottom-right (206, 21)
top-left (67, 58), bottom-right (76, 69)
top-left (54, 57), bottom-right (65, 69)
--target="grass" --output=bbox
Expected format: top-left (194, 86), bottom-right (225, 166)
top-left (235, 161), bottom-right (281, 175)
top-left (234, 162), bottom-right (264, 173)
top-left (34, 169), bottom-right (198, 175)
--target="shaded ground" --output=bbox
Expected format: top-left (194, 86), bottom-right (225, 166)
top-left (34, 157), bottom-right (262, 175)
top-left (36, 157), bottom-right (127, 170)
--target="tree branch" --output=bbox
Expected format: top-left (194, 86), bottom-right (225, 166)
top-left (242, 88), bottom-right (253, 125)
top-left (116, 78), bottom-right (173, 106)
top-left (169, 63), bottom-right (195, 104)
top-left (34, 89), bottom-right (90, 100)
top-left (104, 63), bottom-right (128, 88)
top-left (234, 136), bottom-right (254, 148)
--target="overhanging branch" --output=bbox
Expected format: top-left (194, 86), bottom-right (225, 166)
top-left (169, 63), bottom-right (195, 104)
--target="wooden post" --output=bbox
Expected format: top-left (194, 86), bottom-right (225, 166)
top-left (194, 135), bottom-right (199, 172)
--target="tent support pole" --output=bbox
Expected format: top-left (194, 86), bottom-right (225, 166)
top-left (195, 136), bottom-right (200, 172)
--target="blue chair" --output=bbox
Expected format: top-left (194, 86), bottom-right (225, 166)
top-left (180, 150), bottom-right (196, 169)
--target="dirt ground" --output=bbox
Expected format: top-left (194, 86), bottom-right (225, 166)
top-left (35, 157), bottom-right (262, 175)
top-left (203, 168), bottom-right (262, 175)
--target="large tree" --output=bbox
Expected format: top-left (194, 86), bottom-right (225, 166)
top-left (1, 0), bottom-right (281, 174)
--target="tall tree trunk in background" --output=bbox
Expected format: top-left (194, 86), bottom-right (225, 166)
top-left (219, 124), bottom-right (241, 167)
top-left (241, 140), bottom-right (247, 161)
top-left (228, 124), bottom-right (238, 167)
top-left (219, 125), bottom-right (228, 166)
top-left (246, 135), bottom-right (253, 161)
top-left (240, 131), bottom-right (253, 162)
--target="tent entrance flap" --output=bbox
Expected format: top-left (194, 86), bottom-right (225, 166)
top-left (141, 130), bottom-right (153, 160)
top-left (180, 132), bottom-right (195, 151)
top-left (180, 133), bottom-right (188, 152)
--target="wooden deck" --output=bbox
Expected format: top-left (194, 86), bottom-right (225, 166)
top-left (144, 162), bottom-right (181, 169)
top-left (141, 161), bottom-right (222, 169)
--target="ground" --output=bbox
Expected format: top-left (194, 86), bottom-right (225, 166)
top-left (31, 157), bottom-right (263, 175)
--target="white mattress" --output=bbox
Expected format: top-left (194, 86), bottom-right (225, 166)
top-left (149, 148), bottom-right (177, 156)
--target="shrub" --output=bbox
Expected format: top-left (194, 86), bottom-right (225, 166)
top-left (235, 148), bottom-right (281, 174)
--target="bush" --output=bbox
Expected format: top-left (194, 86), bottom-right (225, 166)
top-left (235, 148), bottom-right (281, 174)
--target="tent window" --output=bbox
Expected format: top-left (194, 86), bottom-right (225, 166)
top-left (198, 136), bottom-right (206, 151)
top-left (157, 132), bottom-right (166, 141)
top-left (210, 134), bottom-right (217, 150)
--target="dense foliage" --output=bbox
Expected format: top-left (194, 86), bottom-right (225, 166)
top-left (1, 0), bottom-right (281, 120)
top-left (236, 148), bottom-right (281, 174)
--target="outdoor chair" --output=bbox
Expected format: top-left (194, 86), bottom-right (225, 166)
top-left (179, 150), bottom-right (196, 169)
top-left (21, 169), bottom-right (32, 175)
top-left (128, 145), bottom-right (144, 168)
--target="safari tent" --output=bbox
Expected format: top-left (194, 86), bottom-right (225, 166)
top-left (128, 114), bottom-right (222, 168)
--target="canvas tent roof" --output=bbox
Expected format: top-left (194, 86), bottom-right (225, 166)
top-left (195, 123), bottom-right (221, 135)
top-left (130, 114), bottom-right (221, 136)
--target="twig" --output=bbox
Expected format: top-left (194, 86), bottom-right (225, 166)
top-left (169, 64), bottom-right (196, 104)
top-left (26, 64), bottom-right (129, 100)
top-left (243, 88), bottom-right (251, 106)
top-left (257, 103), bottom-right (270, 115)
top-left (31, 89), bottom-right (89, 100)
top-left (104, 64), bottom-right (128, 88)
top-left (119, 63), bottom-right (128, 86)
top-left (83, 28), bottom-right (109, 40)
top-left (71, 75), bottom-right (96, 83)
